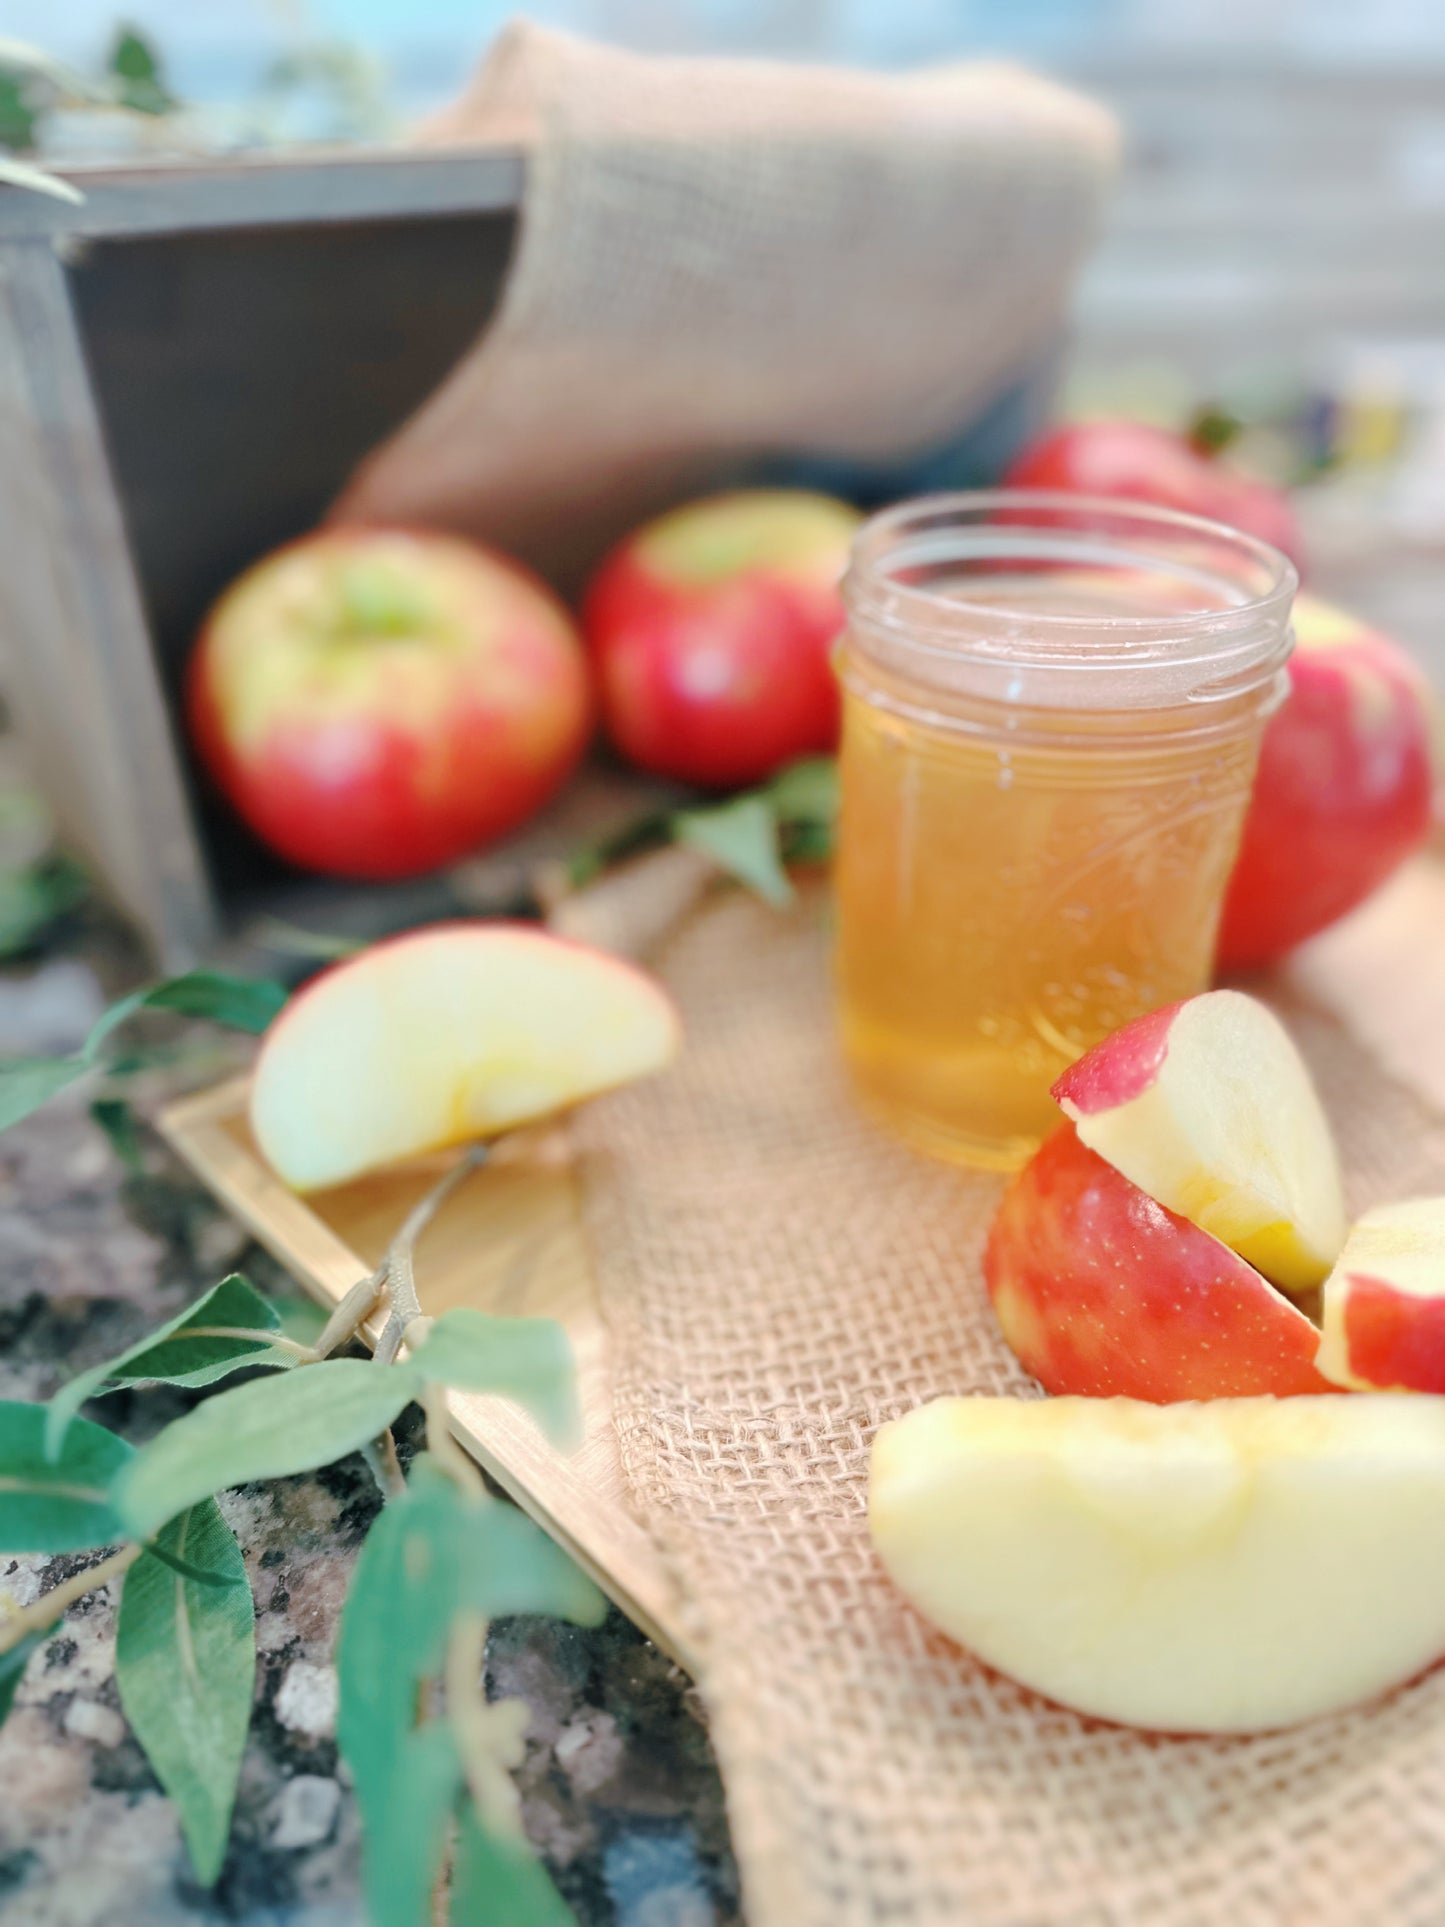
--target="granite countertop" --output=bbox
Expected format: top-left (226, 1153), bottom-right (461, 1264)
top-left (0, 897), bottom-right (739, 1926)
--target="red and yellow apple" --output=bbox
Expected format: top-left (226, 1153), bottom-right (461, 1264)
top-left (189, 527), bottom-right (592, 879)
top-left (985, 1124), bottom-right (1333, 1401)
top-left (1217, 594), bottom-right (1435, 969)
top-left (1051, 989), bottom-right (1346, 1293)
top-left (1317, 1197), bottom-right (1445, 1393)
top-left (250, 923), bottom-right (679, 1191)
top-left (1003, 420), bottom-right (1305, 570)
top-left (869, 1391), bottom-right (1445, 1732)
top-left (581, 490), bottom-right (861, 787)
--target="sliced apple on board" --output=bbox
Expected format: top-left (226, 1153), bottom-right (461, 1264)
top-left (1052, 989), bottom-right (1347, 1294)
top-left (869, 1392), bottom-right (1445, 1733)
top-left (985, 1124), bottom-right (1334, 1402)
top-left (1317, 1198), bottom-right (1445, 1392)
top-left (250, 924), bottom-right (681, 1191)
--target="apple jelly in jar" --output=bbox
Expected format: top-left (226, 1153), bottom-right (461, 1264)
top-left (834, 492), bottom-right (1296, 1170)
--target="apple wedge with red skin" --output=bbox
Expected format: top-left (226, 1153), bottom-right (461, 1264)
top-left (250, 923), bottom-right (680, 1192)
top-left (1317, 1198), bottom-right (1445, 1392)
top-left (1052, 989), bottom-right (1346, 1294)
top-left (985, 1124), bottom-right (1333, 1402)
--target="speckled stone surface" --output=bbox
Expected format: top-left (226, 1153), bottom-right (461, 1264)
top-left (0, 921), bottom-right (740, 1926)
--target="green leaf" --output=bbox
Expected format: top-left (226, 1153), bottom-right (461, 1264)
top-left (114, 1360), bottom-right (415, 1541)
top-left (90, 1096), bottom-right (143, 1174)
top-left (0, 1627), bottom-right (45, 1727)
top-left (106, 27), bottom-right (175, 116)
top-left (269, 1294), bottom-right (330, 1347)
top-left (0, 855), bottom-right (88, 958)
top-left (0, 1403), bottom-right (130, 1551)
top-left (84, 970), bottom-right (286, 1059)
top-left (357, 1723), bottom-right (464, 1927)
top-left (0, 71), bottom-right (36, 152)
top-left (565, 810), bottom-right (672, 890)
top-left (768, 755), bottom-right (838, 827)
top-left (116, 1500), bottom-right (253, 1885)
top-left (452, 1807), bottom-right (574, 1927)
top-left (338, 1462), bottom-right (599, 1927)
top-left (47, 1274), bottom-right (295, 1462)
top-left (337, 1461), bottom-right (602, 1796)
top-left (339, 1459), bottom-right (495, 1805)
top-left (673, 794), bottom-right (793, 907)
top-left (0, 1055), bottom-right (86, 1131)
top-left (409, 1311), bottom-right (581, 1448)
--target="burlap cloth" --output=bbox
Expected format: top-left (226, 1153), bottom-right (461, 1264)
top-left (332, 25), bottom-right (1117, 580)
top-left (568, 863), bottom-right (1445, 1926)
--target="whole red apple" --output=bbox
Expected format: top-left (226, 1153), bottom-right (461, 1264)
top-left (188, 528), bottom-right (592, 879)
top-left (582, 490), bottom-right (861, 787)
top-left (1217, 594), bottom-right (1434, 969)
top-left (1004, 420), bottom-right (1306, 570)
top-left (984, 1123), bottom-right (1333, 1402)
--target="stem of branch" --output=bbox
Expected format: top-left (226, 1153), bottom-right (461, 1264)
top-left (361, 1426), bottom-right (408, 1503)
top-left (374, 1143), bottom-right (489, 1365)
top-left (0, 1542), bottom-right (142, 1654)
top-left (182, 1326), bottom-right (316, 1360)
top-left (311, 1268), bottom-right (387, 1361)
top-left (445, 1609), bottom-right (528, 1841)
top-left (421, 1384), bottom-right (485, 1498)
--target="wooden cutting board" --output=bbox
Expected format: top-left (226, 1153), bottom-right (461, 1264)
top-left (157, 1077), bottom-right (689, 1666)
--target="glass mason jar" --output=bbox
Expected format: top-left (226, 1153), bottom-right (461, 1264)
top-left (834, 491), bottom-right (1296, 1171)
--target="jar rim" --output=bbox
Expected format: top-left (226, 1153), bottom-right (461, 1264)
top-left (843, 489), bottom-right (1298, 676)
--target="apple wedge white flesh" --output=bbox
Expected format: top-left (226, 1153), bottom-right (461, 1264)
top-left (1317, 1197), bottom-right (1445, 1392)
top-left (1052, 990), bottom-right (1346, 1293)
top-left (250, 924), bottom-right (680, 1191)
top-left (870, 1393), bottom-right (1445, 1733)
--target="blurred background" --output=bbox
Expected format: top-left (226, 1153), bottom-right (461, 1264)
top-left (7, 0), bottom-right (1445, 653)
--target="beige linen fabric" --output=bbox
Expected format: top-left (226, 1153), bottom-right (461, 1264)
top-left (570, 872), bottom-right (1445, 1926)
top-left (332, 24), bottom-right (1118, 580)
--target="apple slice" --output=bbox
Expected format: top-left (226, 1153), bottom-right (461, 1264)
top-left (250, 924), bottom-right (680, 1191)
top-left (985, 1125), bottom-right (1334, 1401)
top-left (1317, 1198), bottom-right (1445, 1392)
top-left (870, 1392), bottom-right (1445, 1733)
top-left (1052, 990), bottom-right (1346, 1293)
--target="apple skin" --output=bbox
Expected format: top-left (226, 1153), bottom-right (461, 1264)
top-left (188, 527), bottom-right (593, 880)
top-left (1004, 420), bottom-right (1306, 570)
top-left (1316, 1199), bottom-right (1445, 1393)
top-left (984, 1124), bottom-right (1335, 1402)
top-left (581, 490), bottom-right (861, 788)
top-left (1216, 595), bottom-right (1434, 969)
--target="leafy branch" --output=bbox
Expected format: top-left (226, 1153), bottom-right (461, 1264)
top-left (557, 754), bottom-right (838, 910)
top-left (0, 965), bottom-right (286, 1135)
top-left (0, 1133), bottom-right (597, 1920)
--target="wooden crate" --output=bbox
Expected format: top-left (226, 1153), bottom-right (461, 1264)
top-left (0, 150), bottom-right (524, 967)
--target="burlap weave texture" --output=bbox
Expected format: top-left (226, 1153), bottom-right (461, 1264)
top-left (573, 878), bottom-right (1445, 1926)
top-left (333, 25), bottom-right (1117, 581)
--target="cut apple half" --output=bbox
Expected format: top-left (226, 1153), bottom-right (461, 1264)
top-left (250, 924), bottom-right (681, 1191)
top-left (1052, 990), bottom-right (1346, 1293)
top-left (985, 1125), bottom-right (1333, 1402)
top-left (1317, 1197), bottom-right (1445, 1392)
top-left (870, 1392), bottom-right (1445, 1733)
